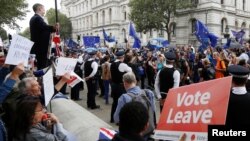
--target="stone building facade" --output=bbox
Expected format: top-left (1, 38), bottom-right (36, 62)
top-left (61, 0), bottom-right (250, 46)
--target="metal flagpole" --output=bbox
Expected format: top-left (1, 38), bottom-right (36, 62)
top-left (55, 0), bottom-right (58, 23)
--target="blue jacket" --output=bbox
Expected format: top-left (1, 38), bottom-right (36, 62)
top-left (114, 86), bottom-right (155, 123)
top-left (0, 77), bottom-right (16, 141)
top-left (0, 67), bottom-right (10, 86)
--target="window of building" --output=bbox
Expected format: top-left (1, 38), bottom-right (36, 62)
top-left (235, 21), bottom-right (238, 30)
top-left (170, 22), bottom-right (176, 36)
top-left (235, 0), bottom-right (237, 7)
top-left (191, 19), bottom-right (196, 34)
top-left (102, 0), bottom-right (104, 4)
top-left (243, 0), bottom-right (245, 10)
top-left (90, 0), bottom-right (92, 8)
top-left (96, 0), bottom-right (98, 6)
top-left (122, 6), bottom-right (126, 20)
top-left (102, 10), bottom-right (105, 25)
top-left (122, 29), bottom-right (126, 42)
top-left (96, 13), bottom-right (99, 26)
top-left (83, 19), bottom-right (85, 29)
top-left (86, 1), bottom-right (88, 11)
top-left (221, 18), bottom-right (227, 33)
top-left (221, 0), bottom-right (224, 4)
top-left (81, 3), bottom-right (83, 13)
top-left (109, 8), bottom-right (112, 24)
top-left (87, 18), bottom-right (89, 29)
top-left (241, 22), bottom-right (246, 30)
top-left (90, 15), bottom-right (93, 28)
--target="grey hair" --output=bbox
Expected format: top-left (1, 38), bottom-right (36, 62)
top-left (33, 3), bottom-right (43, 12)
top-left (18, 77), bottom-right (37, 94)
top-left (123, 72), bottom-right (136, 84)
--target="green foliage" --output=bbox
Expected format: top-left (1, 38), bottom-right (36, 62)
top-left (0, 27), bottom-right (8, 40)
top-left (129, 0), bottom-right (193, 41)
top-left (19, 27), bottom-right (30, 39)
top-left (46, 8), bottom-right (72, 39)
top-left (0, 0), bottom-right (28, 28)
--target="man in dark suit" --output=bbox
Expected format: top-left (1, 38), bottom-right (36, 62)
top-left (226, 65), bottom-right (250, 125)
top-left (30, 3), bottom-right (59, 70)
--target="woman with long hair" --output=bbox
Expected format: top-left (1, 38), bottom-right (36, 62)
top-left (13, 96), bottom-right (68, 141)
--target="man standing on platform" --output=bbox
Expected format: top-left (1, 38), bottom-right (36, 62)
top-left (30, 3), bottom-right (59, 69)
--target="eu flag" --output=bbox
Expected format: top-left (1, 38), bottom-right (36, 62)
top-left (129, 22), bottom-right (141, 48)
top-left (83, 36), bottom-right (100, 48)
top-left (67, 38), bottom-right (78, 48)
top-left (231, 29), bottom-right (245, 44)
top-left (195, 20), bottom-right (218, 51)
top-left (103, 29), bottom-right (115, 42)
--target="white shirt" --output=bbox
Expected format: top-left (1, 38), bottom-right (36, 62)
top-left (85, 58), bottom-right (98, 78)
top-left (154, 64), bottom-right (180, 99)
top-left (232, 87), bottom-right (247, 95)
top-left (114, 60), bottom-right (132, 73)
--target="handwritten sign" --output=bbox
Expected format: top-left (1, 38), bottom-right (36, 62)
top-left (154, 77), bottom-right (232, 141)
top-left (5, 34), bottom-right (34, 66)
top-left (43, 68), bottom-right (54, 106)
top-left (67, 71), bottom-right (84, 87)
top-left (55, 57), bottom-right (77, 76)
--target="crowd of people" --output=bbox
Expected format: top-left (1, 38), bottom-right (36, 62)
top-left (1, 2), bottom-right (250, 141)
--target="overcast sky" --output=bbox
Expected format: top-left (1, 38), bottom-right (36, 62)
top-left (5, 0), bottom-right (61, 34)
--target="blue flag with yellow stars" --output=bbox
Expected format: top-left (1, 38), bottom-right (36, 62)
top-left (195, 20), bottom-right (218, 51)
top-left (83, 36), bottom-right (100, 48)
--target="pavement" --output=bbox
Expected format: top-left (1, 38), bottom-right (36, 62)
top-left (67, 85), bottom-right (161, 131)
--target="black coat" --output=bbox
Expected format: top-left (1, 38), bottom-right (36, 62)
top-left (111, 133), bottom-right (145, 141)
top-left (30, 14), bottom-right (55, 55)
top-left (226, 91), bottom-right (250, 125)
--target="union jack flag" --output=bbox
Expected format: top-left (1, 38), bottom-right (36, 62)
top-left (98, 127), bottom-right (117, 140)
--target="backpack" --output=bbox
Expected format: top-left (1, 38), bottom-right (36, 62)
top-left (126, 89), bottom-right (156, 137)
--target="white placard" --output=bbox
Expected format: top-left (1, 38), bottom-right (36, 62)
top-left (0, 37), bottom-right (3, 46)
top-left (55, 57), bottom-right (77, 76)
top-left (67, 71), bottom-right (84, 87)
top-left (4, 34), bottom-right (34, 66)
top-left (43, 68), bottom-right (54, 106)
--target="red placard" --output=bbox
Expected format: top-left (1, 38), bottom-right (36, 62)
top-left (154, 77), bottom-right (232, 141)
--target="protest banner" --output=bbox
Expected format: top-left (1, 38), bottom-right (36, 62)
top-left (67, 71), bottom-right (84, 87)
top-left (55, 57), bottom-right (77, 76)
top-left (43, 68), bottom-right (54, 106)
top-left (154, 77), bottom-right (232, 141)
top-left (5, 34), bottom-right (34, 66)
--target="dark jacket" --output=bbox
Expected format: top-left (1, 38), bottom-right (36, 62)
top-left (112, 133), bottom-right (145, 141)
top-left (30, 14), bottom-right (55, 55)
